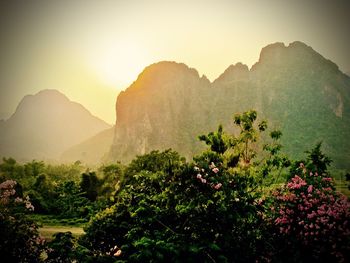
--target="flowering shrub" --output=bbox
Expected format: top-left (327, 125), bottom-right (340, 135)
top-left (0, 179), bottom-right (45, 262)
top-left (194, 162), bottom-right (224, 190)
top-left (267, 164), bottom-right (350, 262)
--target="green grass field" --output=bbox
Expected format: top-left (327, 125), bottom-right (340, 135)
top-left (31, 214), bottom-right (86, 240)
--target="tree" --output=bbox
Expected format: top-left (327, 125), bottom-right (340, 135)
top-left (0, 157), bottom-right (24, 181)
top-left (80, 172), bottom-right (100, 202)
top-left (54, 181), bottom-right (90, 218)
top-left (233, 110), bottom-right (267, 164)
top-left (99, 164), bottom-right (124, 198)
top-left (81, 111), bottom-right (277, 262)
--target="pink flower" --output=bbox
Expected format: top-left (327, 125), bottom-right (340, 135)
top-left (287, 175), bottom-right (307, 189)
top-left (214, 183), bottom-right (222, 190)
top-left (201, 178), bottom-right (207, 184)
top-left (196, 174), bottom-right (202, 179)
top-left (212, 167), bottom-right (219, 174)
top-left (307, 185), bottom-right (313, 193)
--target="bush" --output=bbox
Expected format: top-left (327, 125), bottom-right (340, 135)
top-left (266, 162), bottom-right (350, 262)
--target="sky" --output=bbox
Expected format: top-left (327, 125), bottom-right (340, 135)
top-left (0, 0), bottom-right (349, 124)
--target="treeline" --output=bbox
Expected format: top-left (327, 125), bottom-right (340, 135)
top-left (0, 110), bottom-right (349, 262)
top-left (0, 159), bottom-right (123, 221)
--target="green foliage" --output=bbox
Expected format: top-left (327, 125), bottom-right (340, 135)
top-left (198, 124), bottom-right (230, 154)
top-left (305, 142), bottom-right (332, 174)
top-left (289, 142), bottom-right (332, 179)
top-left (46, 232), bottom-right (76, 262)
top-left (99, 163), bottom-right (124, 197)
top-left (80, 172), bottom-right (100, 202)
top-left (24, 160), bottom-right (45, 178)
top-left (0, 158), bottom-right (25, 184)
top-left (233, 110), bottom-right (266, 163)
top-left (81, 111), bottom-right (284, 262)
top-left (1, 110), bottom-right (348, 262)
top-left (125, 149), bottom-right (183, 174)
top-left (46, 231), bottom-right (97, 263)
top-left (53, 181), bottom-right (90, 218)
top-left (0, 158), bottom-right (117, 219)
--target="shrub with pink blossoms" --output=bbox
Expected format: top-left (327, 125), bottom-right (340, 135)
top-left (0, 180), bottom-right (45, 262)
top-left (267, 164), bottom-right (350, 262)
top-left (193, 162), bottom-right (226, 191)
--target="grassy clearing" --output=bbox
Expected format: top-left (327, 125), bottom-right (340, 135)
top-left (30, 214), bottom-right (86, 241)
top-left (39, 225), bottom-right (85, 241)
top-left (30, 214), bottom-right (87, 227)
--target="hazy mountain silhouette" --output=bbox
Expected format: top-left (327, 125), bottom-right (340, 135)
top-left (0, 89), bottom-right (111, 162)
top-left (108, 41), bottom-right (350, 169)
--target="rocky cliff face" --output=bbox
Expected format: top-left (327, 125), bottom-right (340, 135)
top-left (110, 62), bottom-right (213, 162)
top-left (109, 42), bottom-right (350, 168)
top-left (0, 89), bottom-right (111, 161)
top-left (212, 42), bottom-right (350, 166)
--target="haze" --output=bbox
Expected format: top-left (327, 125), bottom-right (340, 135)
top-left (0, 0), bottom-right (349, 124)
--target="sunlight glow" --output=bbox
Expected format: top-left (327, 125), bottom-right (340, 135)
top-left (87, 41), bottom-right (151, 89)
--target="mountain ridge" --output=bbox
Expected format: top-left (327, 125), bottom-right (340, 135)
top-left (108, 41), bottom-right (350, 169)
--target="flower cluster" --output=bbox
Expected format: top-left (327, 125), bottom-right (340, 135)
top-left (270, 164), bottom-right (350, 261)
top-left (286, 175), bottom-right (307, 189)
top-left (0, 179), bottom-right (34, 211)
top-left (194, 162), bottom-right (222, 190)
top-left (106, 245), bottom-right (122, 257)
top-left (0, 180), bottom-right (17, 205)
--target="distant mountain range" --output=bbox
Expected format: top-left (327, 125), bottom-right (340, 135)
top-left (0, 89), bottom-right (111, 162)
top-left (108, 41), bottom-right (350, 169)
top-left (1, 42), bottom-right (349, 169)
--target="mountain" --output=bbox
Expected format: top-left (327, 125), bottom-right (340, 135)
top-left (109, 62), bottom-right (213, 162)
top-left (212, 42), bottom-right (350, 167)
top-left (61, 126), bottom-right (115, 164)
top-left (0, 89), bottom-right (111, 161)
top-left (109, 42), bottom-right (350, 169)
